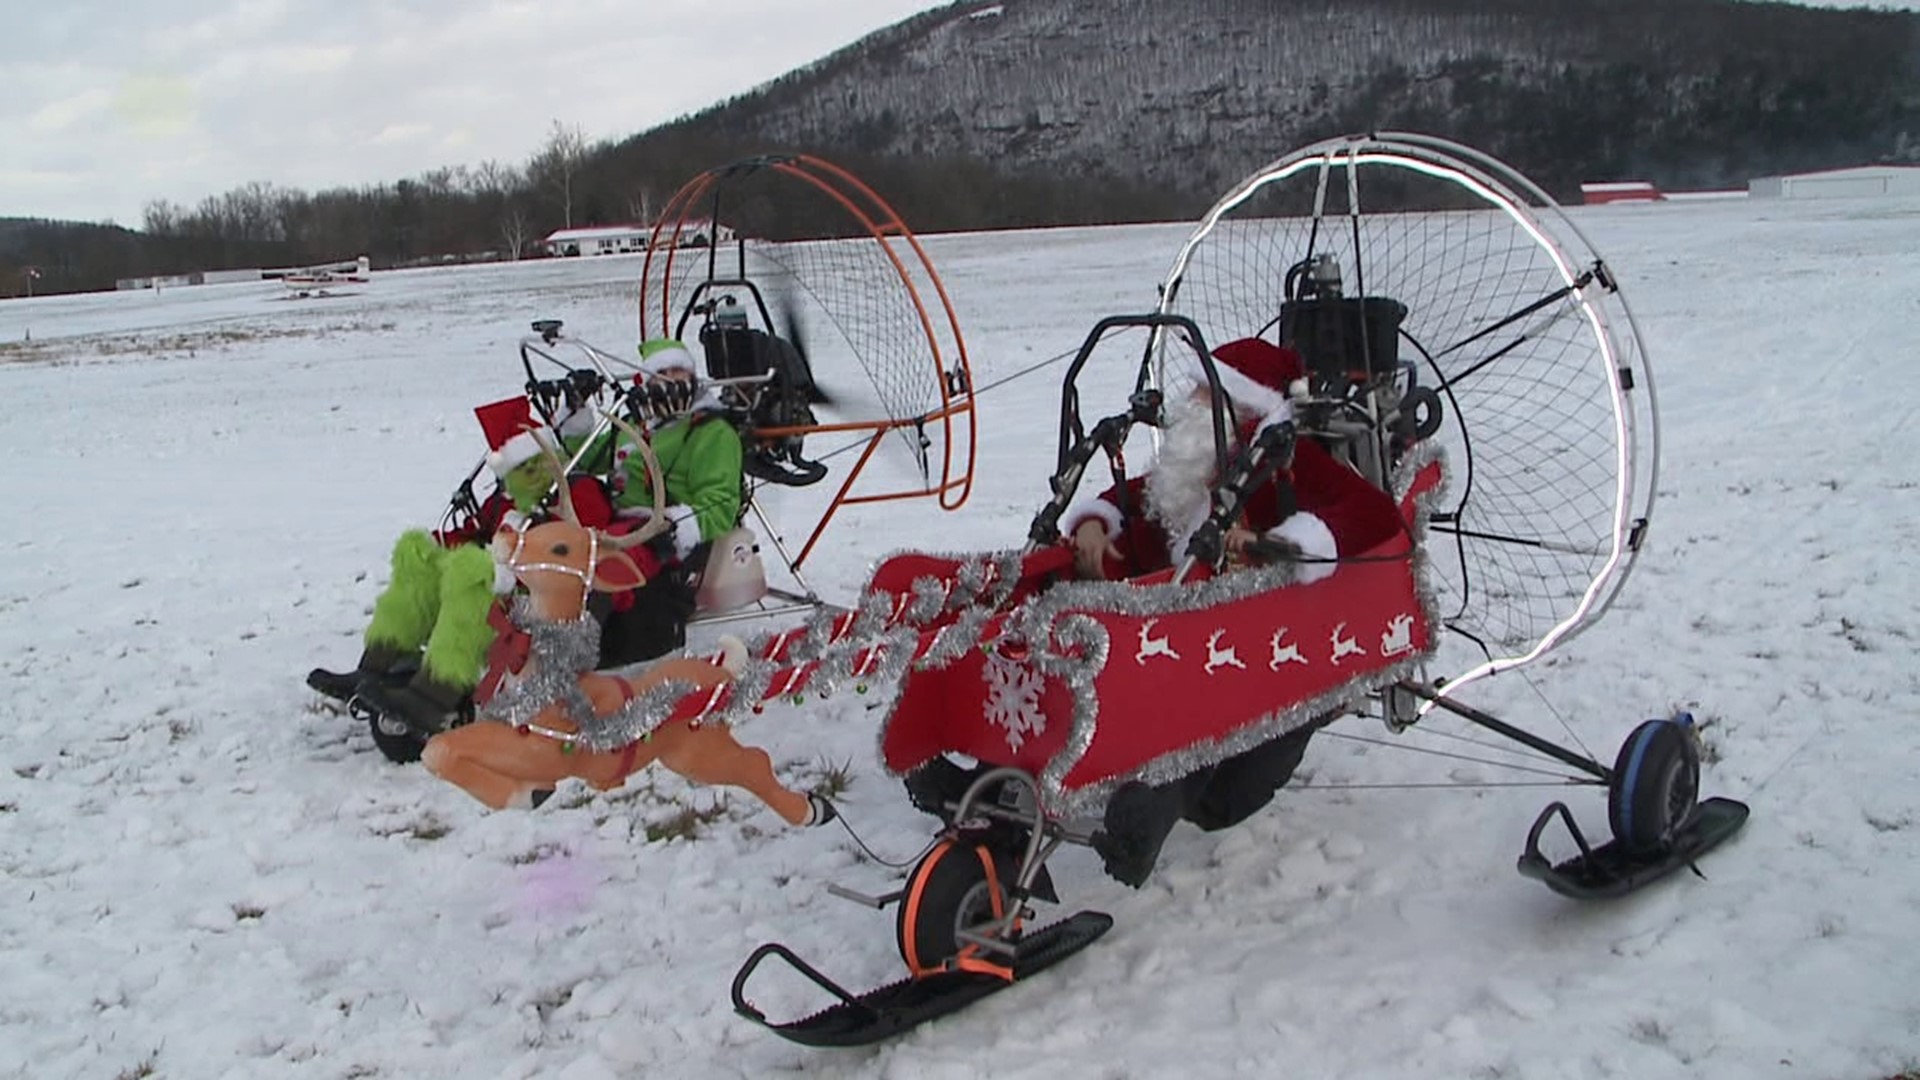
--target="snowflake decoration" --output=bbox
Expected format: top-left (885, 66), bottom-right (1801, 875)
top-left (982, 653), bottom-right (1046, 753)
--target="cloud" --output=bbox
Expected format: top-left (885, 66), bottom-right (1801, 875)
top-left (4, 1), bottom-right (948, 220)
top-left (114, 74), bottom-right (197, 139)
top-left (371, 123), bottom-right (433, 147)
top-left (29, 88), bottom-right (112, 133)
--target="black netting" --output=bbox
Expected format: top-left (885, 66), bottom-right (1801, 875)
top-left (1164, 148), bottom-right (1648, 662)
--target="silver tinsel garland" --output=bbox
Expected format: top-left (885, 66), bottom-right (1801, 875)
top-left (473, 597), bottom-right (602, 737)
top-left (468, 451), bottom-right (1450, 816)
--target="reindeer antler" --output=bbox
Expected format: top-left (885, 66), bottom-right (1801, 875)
top-left (601, 410), bottom-right (670, 550)
top-left (524, 412), bottom-right (669, 550)
top-left (530, 428), bottom-right (581, 524)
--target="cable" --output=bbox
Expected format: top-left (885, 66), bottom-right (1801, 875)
top-left (1318, 728), bottom-right (1598, 783)
top-left (824, 805), bottom-right (940, 870)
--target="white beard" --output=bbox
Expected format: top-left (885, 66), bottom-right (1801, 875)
top-left (1145, 394), bottom-right (1224, 555)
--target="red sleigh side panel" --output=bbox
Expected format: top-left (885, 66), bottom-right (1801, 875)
top-left (877, 456), bottom-right (1447, 814)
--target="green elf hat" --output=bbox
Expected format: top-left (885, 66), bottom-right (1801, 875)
top-left (637, 337), bottom-right (699, 378)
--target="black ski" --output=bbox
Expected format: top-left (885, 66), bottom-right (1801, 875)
top-left (1518, 796), bottom-right (1749, 900)
top-left (731, 911), bottom-right (1113, 1048)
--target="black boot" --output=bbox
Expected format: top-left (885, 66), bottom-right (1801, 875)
top-left (1091, 778), bottom-right (1197, 889)
top-left (354, 671), bottom-right (467, 737)
top-left (903, 756), bottom-right (987, 819)
top-left (307, 645), bottom-right (410, 704)
top-left (306, 667), bottom-right (366, 703)
top-left (1184, 727), bottom-right (1316, 832)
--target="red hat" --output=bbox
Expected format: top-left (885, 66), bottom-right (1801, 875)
top-left (474, 395), bottom-right (549, 477)
top-left (1207, 337), bottom-right (1306, 414)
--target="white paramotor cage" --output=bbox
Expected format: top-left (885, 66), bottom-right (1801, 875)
top-left (1154, 132), bottom-right (1659, 700)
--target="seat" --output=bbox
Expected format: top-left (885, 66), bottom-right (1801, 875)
top-left (700, 323), bottom-right (829, 487)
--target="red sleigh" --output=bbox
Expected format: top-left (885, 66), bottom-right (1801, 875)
top-left (716, 313), bottom-right (1452, 1046)
top-left (870, 455), bottom-right (1444, 816)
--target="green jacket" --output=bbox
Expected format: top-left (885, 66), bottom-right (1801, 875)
top-left (604, 414), bottom-right (744, 556)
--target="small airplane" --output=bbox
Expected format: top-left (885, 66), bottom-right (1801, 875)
top-left (277, 255), bottom-right (371, 296)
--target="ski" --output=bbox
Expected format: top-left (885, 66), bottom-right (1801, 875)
top-left (1518, 796), bottom-right (1750, 900)
top-left (731, 911), bottom-right (1113, 1048)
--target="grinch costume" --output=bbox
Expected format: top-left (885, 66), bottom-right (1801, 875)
top-left (307, 395), bottom-right (611, 732)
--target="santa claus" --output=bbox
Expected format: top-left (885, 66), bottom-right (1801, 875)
top-left (1062, 335), bottom-right (1402, 581)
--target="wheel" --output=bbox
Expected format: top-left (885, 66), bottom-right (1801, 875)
top-left (367, 712), bottom-right (426, 764)
top-left (895, 840), bottom-right (1018, 976)
top-left (1607, 717), bottom-right (1700, 855)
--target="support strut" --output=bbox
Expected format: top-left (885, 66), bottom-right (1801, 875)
top-left (1396, 680), bottom-right (1610, 782)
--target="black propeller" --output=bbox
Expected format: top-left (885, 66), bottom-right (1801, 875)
top-left (774, 291), bottom-right (831, 406)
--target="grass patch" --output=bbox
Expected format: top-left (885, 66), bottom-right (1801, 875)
top-left (408, 816), bottom-right (453, 841)
top-left (811, 756), bottom-right (857, 800)
top-left (113, 1054), bottom-right (158, 1080)
top-left (506, 841), bottom-right (570, 866)
top-left (644, 801), bottom-right (734, 842)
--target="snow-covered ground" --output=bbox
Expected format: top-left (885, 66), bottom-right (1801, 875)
top-left (2, 192), bottom-right (1917, 1080)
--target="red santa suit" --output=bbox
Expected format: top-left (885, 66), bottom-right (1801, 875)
top-left (1062, 337), bottom-right (1403, 581)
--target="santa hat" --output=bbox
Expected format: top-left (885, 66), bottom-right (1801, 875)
top-left (1207, 337), bottom-right (1308, 420)
top-left (637, 337), bottom-right (699, 378)
top-left (474, 395), bottom-right (553, 477)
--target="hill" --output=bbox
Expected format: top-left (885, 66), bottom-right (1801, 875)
top-left (629, 0), bottom-right (1920, 211)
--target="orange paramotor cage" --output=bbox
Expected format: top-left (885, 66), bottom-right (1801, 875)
top-left (636, 155), bottom-right (977, 569)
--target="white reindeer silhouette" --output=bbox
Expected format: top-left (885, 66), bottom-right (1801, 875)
top-left (1204, 630), bottom-right (1247, 675)
top-left (1135, 619), bottom-right (1180, 664)
top-left (1329, 622), bottom-right (1367, 666)
top-left (1268, 628), bottom-right (1307, 670)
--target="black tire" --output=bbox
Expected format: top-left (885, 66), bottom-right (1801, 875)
top-left (894, 841), bottom-right (1015, 975)
top-left (1607, 718), bottom-right (1700, 855)
top-left (368, 712), bottom-right (427, 764)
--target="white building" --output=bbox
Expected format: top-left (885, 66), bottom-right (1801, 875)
top-left (1749, 165), bottom-right (1920, 200)
top-left (543, 219), bottom-right (737, 257)
top-left (543, 225), bottom-right (651, 257)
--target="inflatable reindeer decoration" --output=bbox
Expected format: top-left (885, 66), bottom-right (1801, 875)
top-left (421, 415), bottom-right (828, 826)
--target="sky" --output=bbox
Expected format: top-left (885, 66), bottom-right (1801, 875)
top-left (5, 0), bottom-right (1920, 229)
top-left (0, 0), bottom-right (940, 226)
top-left (4, 152), bottom-right (1920, 1077)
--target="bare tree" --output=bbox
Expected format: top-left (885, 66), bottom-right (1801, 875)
top-left (472, 159), bottom-right (522, 196)
top-left (528, 120), bottom-right (591, 228)
top-left (499, 203), bottom-right (533, 260)
top-left (626, 185), bottom-right (657, 226)
top-left (142, 199), bottom-right (184, 235)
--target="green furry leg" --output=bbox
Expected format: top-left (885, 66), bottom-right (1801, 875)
top-left (418, 542), bottom-right (499, 693)
top-left (364, 529), bottom-right (446, 656)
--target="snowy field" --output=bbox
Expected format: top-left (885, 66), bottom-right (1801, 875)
top-left (2, 191), bottom-right (1918, 1080)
